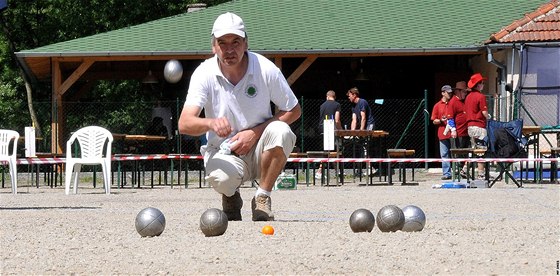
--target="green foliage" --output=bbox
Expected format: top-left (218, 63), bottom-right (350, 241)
top-left (0, 80), bottom-right (28, 131)
top-left (0, 0), bottom-right (230, 142)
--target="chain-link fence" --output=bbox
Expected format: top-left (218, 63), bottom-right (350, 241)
top-left (25, 97), bottom-right (428, 163)
top-left (27, 92), bottom-right (560, 159)
top-left (294, 97), bottom-right (426, 167)
top-left (26, 92), bottom-right (560, 169)
top-left (519, 91), bottom-right (559, 127)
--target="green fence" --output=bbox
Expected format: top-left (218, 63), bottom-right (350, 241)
top-left (5, 96), bottom-right (429, 167)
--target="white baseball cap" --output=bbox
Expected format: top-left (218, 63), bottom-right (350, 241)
top-left (211, 12), bottom-right (246, 38)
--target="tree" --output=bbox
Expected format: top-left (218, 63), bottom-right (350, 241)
top-left (0, 0), bottom-right (229, 137)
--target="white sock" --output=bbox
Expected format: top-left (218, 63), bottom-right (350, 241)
top-left (256, 187), bottom-right (271, 197)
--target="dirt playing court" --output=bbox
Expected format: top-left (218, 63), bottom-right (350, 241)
top-left (1, 172), bottom-right (559, 275)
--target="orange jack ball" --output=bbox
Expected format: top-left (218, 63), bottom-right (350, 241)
top-left (262, 225), bottom-right (274, 235)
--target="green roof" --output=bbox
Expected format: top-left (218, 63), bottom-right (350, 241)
top-left (18, 0), bottom-right (547, 56)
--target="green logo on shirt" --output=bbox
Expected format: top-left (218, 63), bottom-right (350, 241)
top-left (246, 86), bottom-right (257, 98)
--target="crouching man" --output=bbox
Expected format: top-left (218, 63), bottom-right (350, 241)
top-left (178, 12), bottom-right (301, 221)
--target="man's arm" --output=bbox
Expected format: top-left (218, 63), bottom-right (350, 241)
top-left (480, 96), bottom-right (490, 120)
top-left (334, 111), bottom-right (342, 129)
top-left (360, 110), bottom-right (366, 130)
top-left (431, 104), bottom-right (442, 125)
top-left (178, 105), bottom-right (233, 138)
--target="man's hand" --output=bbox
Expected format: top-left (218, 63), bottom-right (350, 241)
top-left (211, 117), bottom-right (232, 138)
top-left (229, 129), bottom-right (257, 156)
top-left (451, 130), bottom-right (457, 138)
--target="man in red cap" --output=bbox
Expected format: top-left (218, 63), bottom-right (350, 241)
top-left (464, 73), bottom-right (490, 179)
top-left (446, 81), bottom-right (470, 177)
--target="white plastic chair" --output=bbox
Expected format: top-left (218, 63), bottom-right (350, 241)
top-left (0, 130), bottom-right (19, 194)
top-left (65, 126), bottom-right (113, 195)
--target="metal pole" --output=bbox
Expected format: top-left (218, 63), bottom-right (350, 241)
top-left (300, 96), bottom-right (304, 151)
top-left (176, 97), bottom-right (181, 187)
top-left (176, 98), bottom-right (180, 153)
top-left (424, 89), bottom-right (429, 170)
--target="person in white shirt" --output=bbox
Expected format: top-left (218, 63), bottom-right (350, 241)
top-left (178, 12), bottom-right (301, 221)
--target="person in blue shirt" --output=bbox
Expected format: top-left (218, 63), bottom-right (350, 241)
top-left (347, 87), bottom-right (375, 131)
top-left (346, 87), bottom-right (376, 176)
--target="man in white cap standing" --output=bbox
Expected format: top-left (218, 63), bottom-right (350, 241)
top-left (178, 12), bottom-right (301, 221)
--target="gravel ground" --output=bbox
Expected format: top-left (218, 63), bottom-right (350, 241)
top-left (1, 169), bottom-right (559, 275)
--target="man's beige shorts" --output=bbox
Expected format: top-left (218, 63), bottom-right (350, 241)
top-left (204, 121), bottom-right (296, 196)
top-left (468, 126), bottom-right (487, 148)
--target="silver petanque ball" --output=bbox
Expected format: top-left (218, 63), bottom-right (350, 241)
top-left (163, 59), bottom-right (183, 83)
top-left (135, 207), bottom-right (166, 237)
top-left (401, 205), bottom-right (426, 232)
top-left (349, 208), bottom-right (375, 233)
top-left (200, 208), bottom-right (228, 237)
top-left (376, 205), bottom-right (405, 232)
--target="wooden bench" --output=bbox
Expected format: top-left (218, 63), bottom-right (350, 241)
top-left (288, 151), bottom-right (341, 186)
top-left (449, 148), bottom-right (487, 182)
top-left (539, 147), bottom-right (560, 156)
top-left (306, 151), bottom-right (340, 186)
top-left (386, 149), bottom-right (416, 185)
top-left (289, 152), bottom-right (308, 158)
top-left (540, 147), bottom-right (560, 183)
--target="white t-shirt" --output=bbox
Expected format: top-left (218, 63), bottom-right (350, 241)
top-left (185, 51), bottom-right (299, 155)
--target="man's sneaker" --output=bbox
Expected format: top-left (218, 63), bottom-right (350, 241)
top-left (441, 175), bottom-right (452, 180)
top-left (251, 194), bottom-right (275, 221)
top-left (222, 191), bottom-right (243, 221)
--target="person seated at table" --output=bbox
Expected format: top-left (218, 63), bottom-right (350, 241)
top-left (146, 116), bottom-right (168, 137)
top-left (143, 116), bottom-right (169, 154)
top-left (151, 102), bottom-right (173, 139)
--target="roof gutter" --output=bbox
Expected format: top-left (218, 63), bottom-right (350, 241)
top-left (486, 41), bottom-right (560, 49)
top-left (15, 46), bottom-right (483, 58)
top-left (486, 47), bottom-right (506, 82)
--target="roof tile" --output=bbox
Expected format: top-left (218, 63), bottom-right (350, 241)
top-left (491, 0), bottom-right (560, 42)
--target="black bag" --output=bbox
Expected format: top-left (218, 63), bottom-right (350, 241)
top-left (494, 128), bottom-right (521, 158)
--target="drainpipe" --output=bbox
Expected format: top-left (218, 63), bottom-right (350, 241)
top-left (487, 47), bottom-right (507, 121)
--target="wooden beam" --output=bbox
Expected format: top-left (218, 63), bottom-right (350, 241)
top-left (286, 55), bottom-right (317, 86)
top-left (51, 60), bottom-right (63, 154)
top-left (56, 59), bottom-right (94, 97)
top-left (274, 57), bottom-right (282, 70)
top-left (52, 54), bottom-right (212, 62)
